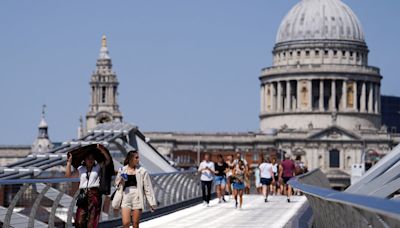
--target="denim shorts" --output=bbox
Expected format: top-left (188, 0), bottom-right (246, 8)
top-left (214, 176), bottom-right (226, 185)
top-left (233, 182), bottom-right (245, 190)
top-left (260, 178), bottom-right (272, 186)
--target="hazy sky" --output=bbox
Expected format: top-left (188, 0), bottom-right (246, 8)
top-left (0, 0), bottom-right (399, 144)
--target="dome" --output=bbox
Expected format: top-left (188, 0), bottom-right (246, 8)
top-left (276, 0), bottom-right (365, 44)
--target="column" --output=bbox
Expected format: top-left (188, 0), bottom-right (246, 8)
top-left (286, 81), bottom-right (291, 111)
top-left (319, 80), bottom-right (324, 111)
top-left (107, 86), bottom-right (112, 104)
top-left (374, 83), bottom-right (378, 114)
top-left (260, 85), bottom-right (265, 113)
top-left (308, 80), bottom-right (313, 110)
top-left (353, 81), bottom-right (358, 111)
top-left (331, 80), bottom-right (336, 111)
top-left (360, 82), bottom-right (366, 112)
top-left (376, 83), bottom-right (381, 114)
top-left (368, 82), bottom-right (373, 113)
top-left (342, 80), bottom-right (347, 111)
top-left (277, 81), bottom-right (283, 111)
top-left (297, 80), bottom-right (301, 110)
top-left (271, 83), bottom-right (276, 112)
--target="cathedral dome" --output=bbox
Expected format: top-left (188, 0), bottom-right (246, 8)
top-left (276, 0), bottom-right (365, 44)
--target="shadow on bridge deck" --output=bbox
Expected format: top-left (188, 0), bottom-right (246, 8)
top-left (140, 195), bottom-right (306, 228)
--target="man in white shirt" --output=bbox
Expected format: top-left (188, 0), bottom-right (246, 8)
top-left (198, 153), bottom-right (215, 206)
top-left (259, 156), bottom-right (275, 202)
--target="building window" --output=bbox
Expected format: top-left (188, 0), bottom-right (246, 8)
top-left (297, 51), bottom-right (301, 56)
top-left (324, 50), bottom-right (329, 56)
top-left (329, 149), bottom-right (340, 168)
top-left (305, 50), bottom-right (310, 56)
top-left (333, 50), bottom-right (338, 56)
top-left (102, 87), bottom-right (106, 103)
top-left (315, 50), bottom-right (319, 56)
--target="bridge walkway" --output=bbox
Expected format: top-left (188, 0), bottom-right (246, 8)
top-left (141, 195), bottom-right (307, 228)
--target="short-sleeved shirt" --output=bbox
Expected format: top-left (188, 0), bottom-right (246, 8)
top-left (78, 163), bottom-right (101, 189)
top-left (281, 159), bottom-right (295, 178)
top-left (198, 161), bottom-right (215, 181)
top-left (215, 162), bottom-right (228, 177)
top-left (233, 159), bottom-right (248, 166)
top-left (259, 162), bottom-right (273, 179)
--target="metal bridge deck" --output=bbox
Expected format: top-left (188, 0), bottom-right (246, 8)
top-left (141, 195), bottom-right (307, 228)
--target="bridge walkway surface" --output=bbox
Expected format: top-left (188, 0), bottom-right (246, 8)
top-left (141, 195), bottom-right (307, 228)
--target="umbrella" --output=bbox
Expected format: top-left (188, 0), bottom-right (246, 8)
top-left (68, 144), bottom-right (111, 169)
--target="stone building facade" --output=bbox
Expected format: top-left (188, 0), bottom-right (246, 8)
top-left (144, 0), bottom-right (400, 188)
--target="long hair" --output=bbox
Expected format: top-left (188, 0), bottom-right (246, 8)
top-left (124, 150), bottom-right (138, 166)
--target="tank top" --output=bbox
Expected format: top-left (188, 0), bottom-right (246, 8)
top-left (124, 174), bottom-right (137, 188)
top-left (234, 165), bottom-right (245, 183)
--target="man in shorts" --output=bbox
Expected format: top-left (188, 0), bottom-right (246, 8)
top-left (279, 154), bottom-right (295, 203)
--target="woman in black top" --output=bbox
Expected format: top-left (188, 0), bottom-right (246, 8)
top-left (214, 154), bottom-right (228, 203)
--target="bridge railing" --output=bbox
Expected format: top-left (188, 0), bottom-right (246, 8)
top-left (289, 169), bottom-right (400, 228)
top-left (0, 171), bottom-right (203, 227)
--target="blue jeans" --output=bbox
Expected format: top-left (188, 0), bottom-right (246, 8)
top-left (214, 176), bottom-right (226, 185)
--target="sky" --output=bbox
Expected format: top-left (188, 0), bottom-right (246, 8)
top-left (0, 0), bottom-right (399, 145)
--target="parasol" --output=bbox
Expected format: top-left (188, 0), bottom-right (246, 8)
top-left (68, 144), bottom-right (110, 169)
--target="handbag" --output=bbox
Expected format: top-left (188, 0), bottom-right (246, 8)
top-left (76, 190), bottom-right (88, 207)
top-left (111, 185), bottom-right (123, 209)
top-left (76, 170), bottom-right (90, 207)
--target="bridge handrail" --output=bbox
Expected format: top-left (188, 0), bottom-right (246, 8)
top-left (289, 169), bottom-right (400, 227)
top-left (289, 177), bottom-right (400, 219)
top-left (0, 178), bottom-right (80, 185)
top-left (0, 171), bottom-right (203, 227)
top-left (0, 171), bottom-right (194, 185)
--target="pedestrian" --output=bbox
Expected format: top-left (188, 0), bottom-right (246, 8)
top-left (214, 154), bottom-right (228, 203)
top-left (198, 153), bottom-right (215, 207)
top-left (254, 154), bottom-right (263, 194)
top-left (279, 154), bottom-right (296, 203)
top-left (259, 156), bottom-right (274, 202)
top-left (115, 150), bottom-right (157, 228)
top-left (232, 160), bottom-right (247, 209)
top-left (294, 155), bottom-right (308, 175)
top-left (233, 152), bottom-right (250, 194)
top-left (271, 157), bottom-right (280, 195)
top-left (225, 155), bottom-right (234, 198)
top-left (65, 144), bottom-right (111, 228)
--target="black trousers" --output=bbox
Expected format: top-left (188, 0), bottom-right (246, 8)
top-left (201, 180), bottom-right (212, 203)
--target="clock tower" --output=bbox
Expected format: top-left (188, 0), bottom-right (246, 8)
top-left (86, 35), bottom-right (123, 131)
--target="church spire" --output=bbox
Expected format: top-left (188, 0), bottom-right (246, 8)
top-left (32, 105), bottom-right (53, 154)
top-left (86, 35), bottom-right (123, 131)
top-left (99, 34), bottom-right (110, 60)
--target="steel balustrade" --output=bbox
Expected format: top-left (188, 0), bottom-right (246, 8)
top-left (0, 171), bottom-right (206, 227)
top-left (289, 169), bottom-right (400, 228)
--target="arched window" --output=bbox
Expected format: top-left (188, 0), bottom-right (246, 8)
top-left (329, 149), bottom-right (340, 168)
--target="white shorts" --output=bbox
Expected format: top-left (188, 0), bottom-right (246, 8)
top-left (121, 186), bottom-right (142, 210)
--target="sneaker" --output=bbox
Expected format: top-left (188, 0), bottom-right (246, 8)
top-left (207, 203), bottom-right (210, 207)
top-left (264, 198), bottom-right (268, 203)
top-left (222, 197), bottom-right (227, 202)
top-left (203, 201), bottom-right (207, 206)
top-left (218, 199), bottom-right (222, 204)
top-left (287, 198), bottom-right (290, 203)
